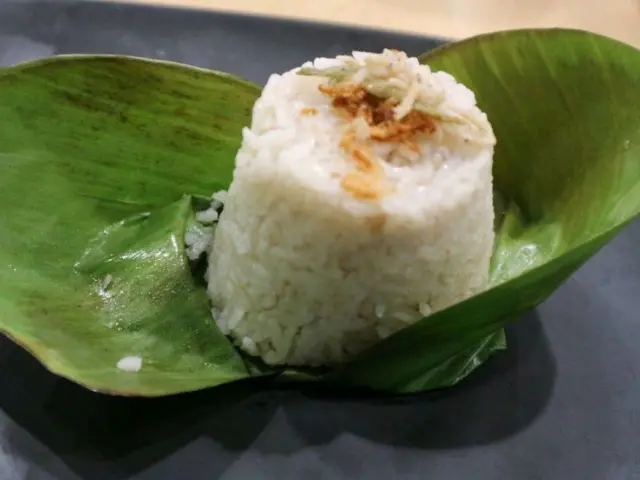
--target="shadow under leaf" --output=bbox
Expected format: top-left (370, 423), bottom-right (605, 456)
top-left (0, 309), bottom-right (554, 479)
top-left (269, 310), bottom-right (556, 451)
top-left (0, 334), bottom-right (273, 479)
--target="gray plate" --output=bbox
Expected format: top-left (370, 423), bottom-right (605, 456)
top-left (0, 1), bottom-right (639, 479)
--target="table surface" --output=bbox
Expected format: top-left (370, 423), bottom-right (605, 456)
top-left (119, 0), bottom-right (640, 48)
top-left (0, 1), bottom-right (639, 480)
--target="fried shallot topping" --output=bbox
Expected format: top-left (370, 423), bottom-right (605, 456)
top-left (297, 49), bottom-right (495, 203)
top-left (338, 126), bottom-right (390, 201)
top-left (319, 83), bottom-right (437, 144)
top-left (318, 82), bottom-right (436, 201)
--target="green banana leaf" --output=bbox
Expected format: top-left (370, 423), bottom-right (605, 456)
top-left (0, 29), bottom-right (638, 396)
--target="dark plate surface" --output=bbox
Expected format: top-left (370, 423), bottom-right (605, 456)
top-left (0, 1), bottom-right (639, 479)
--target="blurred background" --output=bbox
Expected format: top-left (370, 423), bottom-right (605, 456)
top-left (119, 0), bottom-right (640, 47)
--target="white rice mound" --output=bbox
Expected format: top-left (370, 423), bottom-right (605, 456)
top-left (206, 49), bottom-right (496, 367)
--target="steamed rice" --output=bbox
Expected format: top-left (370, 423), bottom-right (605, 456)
top-left (204, 49), bottom-right (496, 366)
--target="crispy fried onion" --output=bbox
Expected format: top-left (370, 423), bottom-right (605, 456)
top-left (319, 83), bottom-right (436, 201)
